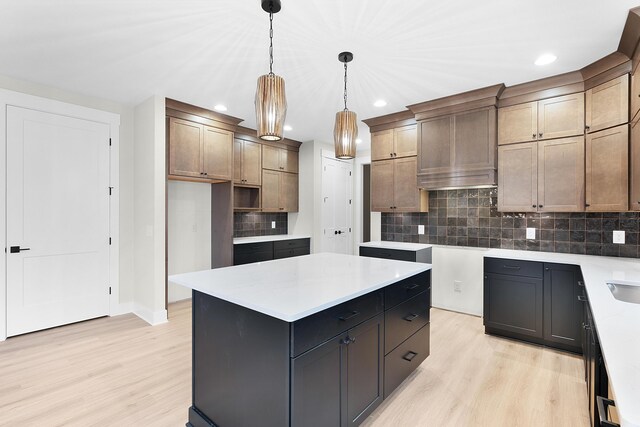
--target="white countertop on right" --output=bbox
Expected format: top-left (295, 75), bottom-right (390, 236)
top-left (485, 249), bottom-right (640, 427)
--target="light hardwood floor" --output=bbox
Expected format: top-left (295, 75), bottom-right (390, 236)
top-left (0, 301), bottom-right (589, 426)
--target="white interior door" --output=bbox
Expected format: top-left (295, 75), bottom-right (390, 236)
top-left (6, 106), bottom-right (111, 336)
top-left (321, 154), bottom-right (353, 254)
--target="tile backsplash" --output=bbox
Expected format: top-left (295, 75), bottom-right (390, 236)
top-left (381, 189), bottom-right (640, 258)
top-left (234, 212), bottom-right (288, 238)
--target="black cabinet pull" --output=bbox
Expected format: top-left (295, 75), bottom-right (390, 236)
top-left (532, 133), bottom-right (536, 139)
top-left (502, 265), bottom-right (521, 270)
top-left (9, 246), bottom-right (30, 253)
top-left (402, 351), bottom-right (418, 362)
top-left (578, 281), bottom-right (584, 287)
top-left (585, 203), bottom-right (591, 207)
top-left (596, 396), bottom-right (620, 427)
top-left (586, 125), bottom-right (590, 132)
top-left (538, 132), bottom-right (543, 138)
top-left (404, 283), bottom-right (420, 291)
top-left (338, 311), bottom-right (359, 321)
top-left (532, 205), bottom-right (536, 208)
top-left (403, 313), bottom-right (419, 322)
top-left (538, 204), bottom-right (543, 208)
top-left (577, 295), bottom-right (587, 302)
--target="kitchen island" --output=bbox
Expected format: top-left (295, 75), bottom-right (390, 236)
top-left (169, 253), bottom-right (431, 427)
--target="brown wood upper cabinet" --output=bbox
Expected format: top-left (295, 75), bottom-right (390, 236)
top-left (233, 138), bottom-right (262, 186)
top-left (631, 117), bottom-right (640, 210)
top-left (631, 53), bottom-right (640, 122)
top-left (585, 74), bottom-right (629, 134)
top-left (498, 93), bottom-right (585, 145)
top-left (261, 170), bottom-right (298, 212)
top-left (586, 124), bottom-right (629, 211)
top-left (263, 145), bottom-right (299, 173)
top-left (498, 137), bottom-right (585, 212)
top-left (168, 117), bottom-right (233, 181)
top-left (371, 125), bottom-right (417, 161)
top-left (371, 157), bottom-right (428, 213)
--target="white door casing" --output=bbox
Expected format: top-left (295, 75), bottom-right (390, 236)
top-left (321, 152), bottom-right (353, 254)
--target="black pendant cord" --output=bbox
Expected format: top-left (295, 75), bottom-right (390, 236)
top-left (269, 12), bottom-right (274, 75)
top-left (343, 62), bottom-right (348, 111)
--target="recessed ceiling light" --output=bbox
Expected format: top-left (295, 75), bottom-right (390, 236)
top-left (534, 54), bottom-right (557, 66)
top-left (356, 138), bottom-right (362, 144)
top-left (283, 125), bottom-right (292, 131)
top-left (214, 104), bottom-right (227, 112)
top-left (373, 99), bottom-right (387, 107)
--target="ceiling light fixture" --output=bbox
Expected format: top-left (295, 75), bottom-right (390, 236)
top-left (255, 0), bottom-right (287, 141)
top-left (334, 51), bottom-right (358, 160)
top-left (535, 53), bottom-right (557, 66)
top-left (214, 104), bottom-right (228, 112)
top-left (373, 99), bottom-right (387, 107)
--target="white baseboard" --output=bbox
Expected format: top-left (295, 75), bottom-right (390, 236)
top-left (133, 304), bottom-right (168, 326)
top-left (113, 302), bottom-right (134, 316)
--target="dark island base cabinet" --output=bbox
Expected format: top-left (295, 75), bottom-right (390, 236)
top-left (484, 258), bottom-right (583, 354)
top-left (359, 246), bottom-right (432, 264)
top-left (187, 270), bottom-right (431, 427)
top-left (234, 238), bottom-right (310, 265)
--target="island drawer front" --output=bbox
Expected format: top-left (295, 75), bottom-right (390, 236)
top-left (273, 246), bottom-right (310, 260)
top-left (233, 242), bottom-right (273, 266)
top-left (484, 258), bottom-right (543, 278)
top-left (384, 291), bottom-right (430, 354)
top-left (384, 271), bottom-right (430, 309)
top-left (273, 238), bottom-right (310, 251)
top-left (359, 246), bottom-right (415, 262)
top-left (291, 290), bottom-right (384, 357)
top-left (384, 323), bottom-right (430, 398)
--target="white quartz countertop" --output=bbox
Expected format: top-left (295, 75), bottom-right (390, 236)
top-left (485, 249), bottom-right (640, 427)
top-left (359, 241), bottom-right (432, 251)
top-left (169, 252), bottom-right (431, 322)
top-left (233, 234), bottom-right (311, 244)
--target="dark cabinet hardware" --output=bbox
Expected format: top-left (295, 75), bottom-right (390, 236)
top-left (10, 246), bottom-right (30, 253)
top-left (577, 295), bottom-right (587, 302)
top-left (596, 396), bottom-right (620, 427)
top-left (402, 351), bottom-right (418, 362)
top-left (203, 172), bottom-right (208, 176)
top-left (532, 204), bottom-right (536, 208)
top-left (538, 132), bottom-right (543, 137)
top-left (334, 230), bottom-right (343, 235)
top-left (404, 283), bottom-right (420, 291)
top-left (578, 281), bottom-right (584, 287)
top-left (338, 311), bottom-right (360, 321)
top-left (389, 153), bottom-right (393, 157)
top-left (585, 203), bottom-right (591, 207)
top-left (538, 204), bottom-right (543, 208)
top-left (532, 133), bottom-right (536, 138)
top-left (502, 265), bottom-right (521, 270)
top-left (403, 313), bottom-right (419, 322)
top-left (586, 126), bottom-right (590, 132)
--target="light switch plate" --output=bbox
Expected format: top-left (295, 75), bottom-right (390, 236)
top-left (526, 227), bottom-right (536, 240)
top-left (454, 280), bottom-right (462, 293)
top-left (271, 221), bottom-right (276, 229)
top-left (613, 230), bottom-right (625, 244)
top-left (418, 225), bottom-right (425, 235)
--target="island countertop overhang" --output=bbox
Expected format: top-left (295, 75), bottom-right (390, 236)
top-left (168, 252), bottom-right (431, 322)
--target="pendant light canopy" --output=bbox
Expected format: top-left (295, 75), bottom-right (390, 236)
top-left (334, 52), bottom-right (358, 159)
top-left (255, 0), bottom-right (287, 141)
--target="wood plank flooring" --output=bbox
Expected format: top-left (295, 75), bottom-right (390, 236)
top-left (0, 300), bottom-right (589, 426)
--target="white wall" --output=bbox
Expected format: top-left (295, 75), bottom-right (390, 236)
top-left (167, 181), bottom-right (211, 302)
top-left (352, 150), bottom-right (371, 253)
top-left (431, 245), bottom-right (487, 316)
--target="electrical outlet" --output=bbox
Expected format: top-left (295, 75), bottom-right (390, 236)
top-left (418, 225), bottom-right (425, 235)
top-left (454, 280), bottom-right (462, 293)
top-left (271, 221), bottom-right (276, 229)
top-left (526, 227), bottom-right (536, 240)
top-left (613, 230), bottom-right (625, 244)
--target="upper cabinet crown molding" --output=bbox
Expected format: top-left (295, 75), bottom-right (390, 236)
top-left (498, 71), bottom-right (585, 108)
top-left (580, 52), bottom-right (632, 91)
top-left (166, 98), bottom-right (243, 132)
top-left (362, 110), bottom-right (416, 133)
top-left (407, 84), bottom-right (505, 121)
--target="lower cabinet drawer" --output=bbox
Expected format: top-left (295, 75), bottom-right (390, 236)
top-left (384, 323), bottom-right (430, 398)
top-left (273, 246), bottom-right (310, 260)
top-left (384, 291), bottom-right (429, 354)
top-left (385, 271), bottom-right (430, 309)
top-left (360, 246), bottom-right (416, 262)
top-left (273, 238), bottom-right (310, 251)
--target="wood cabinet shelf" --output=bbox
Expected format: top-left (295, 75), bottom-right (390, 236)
top-left (233, 185), bottom-right (261, 211)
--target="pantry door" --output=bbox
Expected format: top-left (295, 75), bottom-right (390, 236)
top-left (321, 153), bottom-right (353, 254)
top-left (6, 106), bottom-right (111, 336)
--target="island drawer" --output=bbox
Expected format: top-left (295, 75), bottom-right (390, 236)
top-left (273, 238), bottom-right (310, 251)
top-left (484, 258), bottom-right (542, 278)
top-left (385, 291), bottom-right (430, 354)
top-left (385, 271), bottom-right (430, 309)
top-left (384, 323), bottom-right (430, 398)
top-left (233, 242), bottom-right (273, 266)
top-left (291, 290), bottom-right (384, 357)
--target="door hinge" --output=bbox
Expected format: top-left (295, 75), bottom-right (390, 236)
top-left (349, 228), bottom-right (352, 232)
top-left (349, 171), bottom-right (352, 176)
top-left (109, 286), bottom-right (112, 295)
top-left (109, 237), bottom-right (112, 245)
top-left (108, 187), bottom-right (113, 196)
top-left (109, 138), bottom-right (112, 146)
top-left (349, 199), bottom-right (352, 204)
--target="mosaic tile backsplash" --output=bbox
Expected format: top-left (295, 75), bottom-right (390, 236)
top-left (233, 212), bottom-right (288, 238)
top-left (381, 189), bottom-right (640, 258)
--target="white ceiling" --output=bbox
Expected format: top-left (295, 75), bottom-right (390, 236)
top-left (1, 1), bottom-right (638, 151)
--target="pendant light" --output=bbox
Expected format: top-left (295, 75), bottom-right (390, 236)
top-left (255, 0), bottom-right (287, 141)
top-left (334, 52), bottom-right (358, 159)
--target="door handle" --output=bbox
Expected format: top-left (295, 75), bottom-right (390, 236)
top-left (338, 311), bottom-right (360, 321)
top-left (577, 295), bottom-right (587, 302)
top-left (9, 246), bottom-right (30, 253)
top-left (403, 313), bottom-right (419, 322)
top-left (404, 283), bottom-right (420, 291)
top-left (402, 351), bottom-right (418, 362)
top-left (596, 396), bottom-right (620, 427)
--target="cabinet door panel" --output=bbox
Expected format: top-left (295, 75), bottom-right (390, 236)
top-left (393, 125), bottom-right (417, 158)
top-left (498, 102), bottom-right (537, 145)
top-left (498, 142), bottom-right (537, 212)
top-left (169, 117), bottom-right (202, 177)
top-left (202, 126), bottom-right (232, 180)
top-left (281, 172), bottom-right (298, 212)
top-left (631, 119), bottom-right (640, 211)
top-left (543, 263), bottom-right (583, 351)
top-left (371, 160), bottom-right (394, 212)
top-left (454, 108), bottom-right (494, 169)
top-left (261, 170), bottom-right (281, 212)
top-left (393, 157), bottom-right (420, 212)
top-left (371, 129), bottom-right (394, 161)
top-left (632, 63), bottom-right (640, 122)
top-left (538, 93), bottom-right (585, 140)
top-left (538, 137), bottom-right (585, 212)
top-left (262, 144), bottom-right (281, 170)
top-left (586, 74), bottom-right (629, 133)
top-left (586, 125), bottom-right (629, 211)
top-left (233, 139), bottom-right (242, 183)
top-left (242, 141), bottom-right (262, 185)
top-left (283, 149), bottom-right (299, 173)
top-left (418, 116), bottom-right (451, 173)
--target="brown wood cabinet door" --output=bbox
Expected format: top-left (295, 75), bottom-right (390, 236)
top-left (393, 125), bottom-right (417, 158)
top-left (586, 125), bottom-right (629, 211)
top-left (586, 75), bottom-right (629, 134)
top-left (168, 117), bottom-right (202, 178)
top-left (418, 116), bottom-right (451, 174)
top-left (282, 149), bottom-right (299, 173)
top-left (538, 137), bottom-right (585, 212)
top-left (537, 93), bottom-right (585, 141)
top-left (262, 144), bottom-right (281, 171)
top-left (371, 160), bottom-right (394, 212)
top-left (631, 63), bottom-right (640, 123)
top-left (281, 172), bottom-right (298, 212)
top-left (498, 142), bottom-right (537, 212)
top-left (242, 141), bottom-right (262, 185)
top-left (393, 157), bottom-right (420, 212)
top-left (453, 108), bottom-right (496, 170)
top-left (261, 169), bottom-right (281, 212)
top-left (202, 126), bottom-right (232, 180)
top-left (631, 118), bottom-right (640, 210)
top-left (233, 139), bottom-right (243, 183)
top-left (371, 129), bottom-right (394, 161)
top-left (498, 102), bottom-right (537, 145)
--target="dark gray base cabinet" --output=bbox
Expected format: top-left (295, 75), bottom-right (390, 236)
top-left (234, 238), bottom-right (310, 265)
top-left (484, 258), bottom-right (583, 353)
top-left (359, 246), bottom-right (432, 264)
top-left (188, 270), bottom-right (431, 427)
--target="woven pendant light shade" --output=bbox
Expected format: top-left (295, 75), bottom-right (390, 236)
top-left (255, 73), bottom-right (287, 141)
top-left (334, 110), bottom-right (358, 159)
